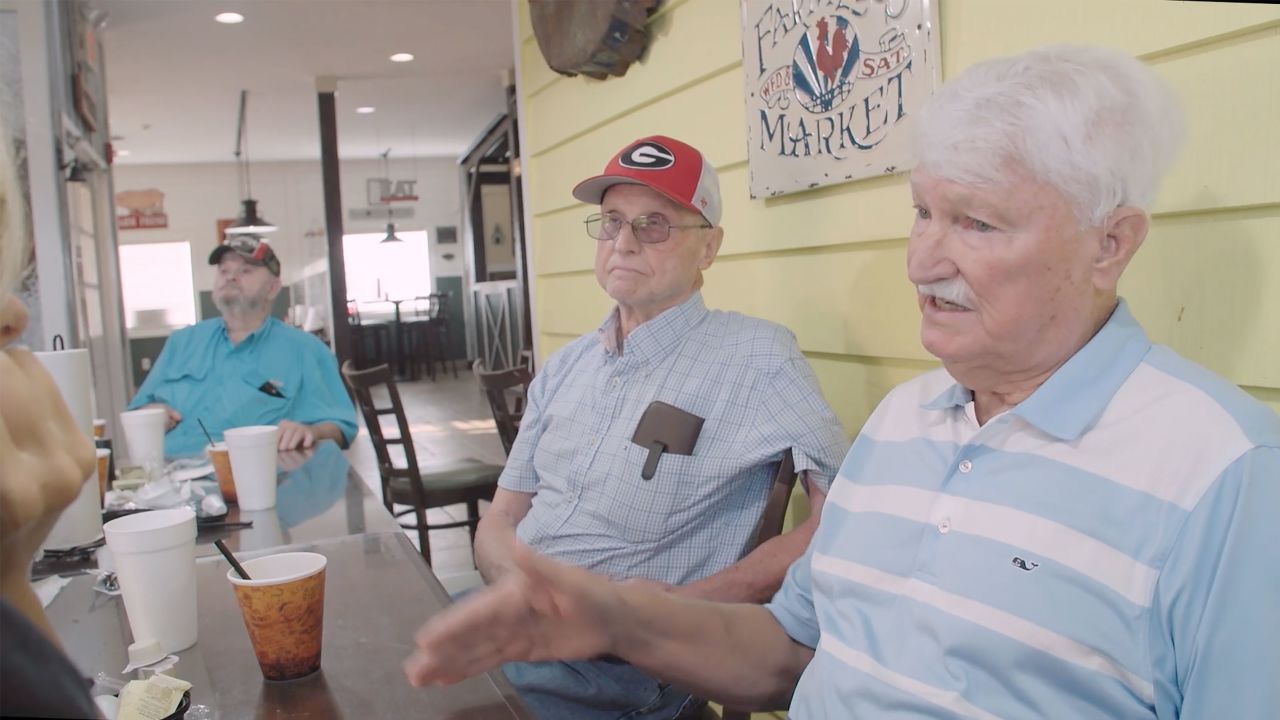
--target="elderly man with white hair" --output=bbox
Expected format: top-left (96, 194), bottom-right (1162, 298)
top-left (402, 45), bottom-right (1280, 719)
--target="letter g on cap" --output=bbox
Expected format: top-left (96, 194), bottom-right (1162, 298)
top-left (620, 142), bottom-right (675, 170)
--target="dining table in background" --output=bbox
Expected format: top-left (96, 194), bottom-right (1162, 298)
top-left (362, 298), bottom-right (412, 378)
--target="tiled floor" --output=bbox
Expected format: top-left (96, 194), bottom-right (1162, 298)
top-left (344, 366), bottom-right (504, 587)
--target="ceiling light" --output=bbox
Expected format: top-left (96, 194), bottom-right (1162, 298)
top-left (356, 106), bottom-right (376, 114)
top-left (116, 149), bottom-right (131, 157)
top-left (381, 222), bottom-right (404, 244)
top-left (378, 149), bottom-right (408, 244)
top-left (226, 90), bottom-right (278, 236)
top-left (214, 12), bottom-right (244, 24)
top-left (390, 52), bottom-right (414, 63)
top-left (227, 198), bottom-right (277, 235)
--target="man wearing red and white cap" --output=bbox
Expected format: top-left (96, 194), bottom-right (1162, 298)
top-left (470, 136), bottom-right (847, 719)
top-left (129, 235), bottom-right (356, 456)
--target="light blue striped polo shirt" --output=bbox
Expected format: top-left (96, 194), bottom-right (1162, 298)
top-left (502, 292), bottom-right (848, 586)
top-left (768, 300), bottom-right (1280, 718)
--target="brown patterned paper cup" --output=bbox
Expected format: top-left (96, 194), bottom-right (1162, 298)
top-left (206, 443), bottom-right (236, 503)
top-left (227, 552), bottom-right (327, 681)
top-left (96, 448), bottom-right (112, 501)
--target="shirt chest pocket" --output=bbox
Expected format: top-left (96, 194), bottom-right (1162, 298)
top-left (154, 361), bottom-right (209, 407)
top-left (161, 361), bottom-right (209, 383)
top-left (586, 441), bottom-right (714, 543)
top-left (224, 367), bottom-right (297, 427)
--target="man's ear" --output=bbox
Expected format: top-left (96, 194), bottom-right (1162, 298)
top-left (1093, 206), bottom-right (1148, 292)
top-left (699, 226), bottom-right (724, 270)
top-left (266, 276), bottom-right (283, 302)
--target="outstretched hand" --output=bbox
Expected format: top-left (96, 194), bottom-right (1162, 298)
top-left (404, 544), bottom-right (622, 687)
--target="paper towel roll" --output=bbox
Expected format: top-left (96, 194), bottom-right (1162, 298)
top-left (32, 349), bottom-right (92, 434)
top-left (32, 348), bottom-right (103, 549)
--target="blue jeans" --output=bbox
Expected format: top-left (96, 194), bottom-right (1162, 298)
top-left (501, 657), bottom-right (699, 720)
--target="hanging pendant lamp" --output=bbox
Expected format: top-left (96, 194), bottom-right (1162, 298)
top-left (377, 149), bottom-right (403, 243)
top-left (380, 221), bottom-right (404, 243)
top-left (228, 198), bottom-right (277, 235)
top-left (226, 90), bottom-right (278, 235)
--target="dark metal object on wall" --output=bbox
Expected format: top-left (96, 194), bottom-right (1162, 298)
top-left (529, 0), bottom-right (661, 80)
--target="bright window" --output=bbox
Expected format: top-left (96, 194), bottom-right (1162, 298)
top-left (342, 230), bottom-right (432, 315)
top-left (118, 241), bottom-right (196, 333)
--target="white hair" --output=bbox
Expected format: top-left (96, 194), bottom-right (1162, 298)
top-left (915, 45), bottom-right (1185, 226)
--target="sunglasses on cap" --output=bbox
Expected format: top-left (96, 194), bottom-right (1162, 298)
top-left (210, 234), bottom-right (281, 276)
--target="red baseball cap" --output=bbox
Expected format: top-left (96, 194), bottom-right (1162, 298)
top-left (573, 135), bottom-right (722, 226)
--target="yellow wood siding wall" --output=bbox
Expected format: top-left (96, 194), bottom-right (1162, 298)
top-left (516, 0), bottom-right (1280, 441)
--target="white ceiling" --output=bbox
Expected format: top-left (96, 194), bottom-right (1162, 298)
top-left (94, 0), bottom-right (515, 165)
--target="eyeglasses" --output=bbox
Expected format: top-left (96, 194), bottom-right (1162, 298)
top-left (584, 212), bottom-right (711, 245)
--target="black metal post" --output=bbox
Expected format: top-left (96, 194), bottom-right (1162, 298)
top-left (318, 88), bottom-right (352, 365)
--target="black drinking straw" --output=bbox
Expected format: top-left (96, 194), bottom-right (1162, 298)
top-left (214, 538), bottom-right (251, 580)
top-left (197, 419), bottom-right (216, 447)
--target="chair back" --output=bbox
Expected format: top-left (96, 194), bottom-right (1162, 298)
top-left (339, 360), bottom-right (427, 510)
top-left (705, 449), bottom-right (799, 720)
top-left (477, 366), bottom-right (533, 455)
top-left (427, 292), bottom-right (449, 321)
top-left (408, 295), bottom-right (431, 318)
top-left (750, 449), bottom-right (798, 551)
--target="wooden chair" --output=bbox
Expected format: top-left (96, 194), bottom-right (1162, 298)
top-left (704, 449), bottom-right (799, 720)
top-left (427, 292), bottom-right (459, 380)
top-left (346, 300), bottom-right (391, 370)
top-left (340, 360), bottom-right (503, 565)
top-left (748, 449), bottom-right (798, 549)
top-left (401, 293), bottom-right (458, 381)
top-left (477, 365), bottom-right (533, 455)
top-left (401, 296), bottom-right (434, 381)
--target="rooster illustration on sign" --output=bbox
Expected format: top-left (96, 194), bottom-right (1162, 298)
top-left (792, 15), bottom-right (860, 114)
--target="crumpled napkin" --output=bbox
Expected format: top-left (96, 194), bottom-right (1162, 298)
top-left (33, 574), bottom-right (72, 608)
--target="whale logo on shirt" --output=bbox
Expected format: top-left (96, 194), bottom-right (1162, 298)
top-left (1012, 556), bottom-right (1039, 572)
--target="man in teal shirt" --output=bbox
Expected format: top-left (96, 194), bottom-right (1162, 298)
top-left (128, 235), bottom-right (356, 457)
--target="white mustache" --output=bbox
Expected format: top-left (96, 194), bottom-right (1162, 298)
top-left (917, 278), bottom-right (976, 310)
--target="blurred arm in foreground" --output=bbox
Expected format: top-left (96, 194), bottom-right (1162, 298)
top-left (404, 545), bottom-right (813, 711)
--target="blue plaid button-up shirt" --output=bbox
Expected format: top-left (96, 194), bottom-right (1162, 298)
top-left (502, 292), bottom-right (847, 586)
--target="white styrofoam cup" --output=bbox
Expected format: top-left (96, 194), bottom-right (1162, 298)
top-left (224, 425), bottom-right (280, 511)
top-left (119, 407), bottom-right (167, 471)
top-left (103, 508), bottom-right (198, 654)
